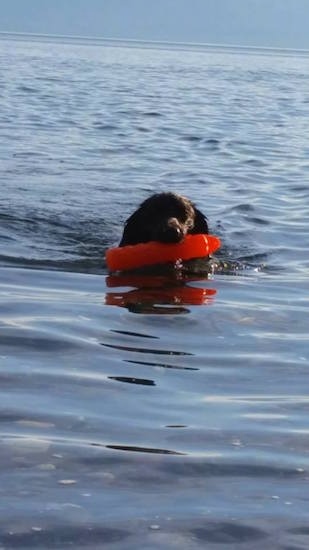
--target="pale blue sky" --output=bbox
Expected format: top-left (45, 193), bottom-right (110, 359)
top-left (1, 0), bottom-right (309, 49)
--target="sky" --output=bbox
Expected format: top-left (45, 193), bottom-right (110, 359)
top-left (1, 0), bottom-right (309, 50)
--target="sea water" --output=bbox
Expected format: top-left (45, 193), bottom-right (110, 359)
top-left (0, 37), bottom-right (308, 549)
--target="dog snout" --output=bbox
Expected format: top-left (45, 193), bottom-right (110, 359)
top-left (156, 217), bottom-right (185, 243)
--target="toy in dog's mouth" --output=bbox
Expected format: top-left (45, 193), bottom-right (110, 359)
top-left (106, 233), bottom-right (221, 272)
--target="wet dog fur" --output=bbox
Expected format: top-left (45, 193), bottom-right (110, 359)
top-left (118, 193), bottom-right (210, 274)
top-left (119, 192), bottom-right (208, 247)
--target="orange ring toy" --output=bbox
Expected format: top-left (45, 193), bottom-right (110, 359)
top-left (106, 233), bottom-right (221, 272)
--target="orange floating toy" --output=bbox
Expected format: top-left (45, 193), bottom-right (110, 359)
top-left (106, 233), bottom-right (221, 272)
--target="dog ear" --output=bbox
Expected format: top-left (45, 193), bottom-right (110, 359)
top-left (192, 208), bottom-right (209, 234)
top-left (119, 210), bottom-right (150, 246)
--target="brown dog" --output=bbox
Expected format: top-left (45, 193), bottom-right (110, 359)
top-left (119, 192), bottom-right (208, 247)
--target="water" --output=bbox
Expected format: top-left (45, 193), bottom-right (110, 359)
top-left (0, 37), bottom-right (308, 549)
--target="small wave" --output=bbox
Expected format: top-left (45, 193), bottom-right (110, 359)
top-left (0, 208), bottom-right (113, 273)
top-left (143, 111), bottom-right (162, 117)
top-left (101, 342), bottom-right (193, 356)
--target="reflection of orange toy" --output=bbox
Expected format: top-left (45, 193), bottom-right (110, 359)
top-left (105, 285), bottom-right (216, 308)
top-left (106, 234), bottom-right (221, 272)
top-left (105, 273), bottom-right (217, 313)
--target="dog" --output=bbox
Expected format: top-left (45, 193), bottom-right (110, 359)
top-left (119, 192), bottom-right (209, 247)
top-left (118, 192), bottom-right (210, 274)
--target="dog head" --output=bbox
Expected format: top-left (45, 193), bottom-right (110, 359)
top-left (119, 192), bottom-right (208, 246)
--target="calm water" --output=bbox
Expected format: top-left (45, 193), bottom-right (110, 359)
top-left (0, 37), bottom-right (309, 549)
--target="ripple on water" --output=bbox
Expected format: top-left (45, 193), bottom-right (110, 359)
top-left (1, 39), bottom-right (309, 547)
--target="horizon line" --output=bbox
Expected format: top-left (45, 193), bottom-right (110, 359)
top-left (1, 30), bottom-right (309, 55)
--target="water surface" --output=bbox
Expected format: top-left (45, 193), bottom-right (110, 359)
top-left (0, 37), bottom-right (308, 549)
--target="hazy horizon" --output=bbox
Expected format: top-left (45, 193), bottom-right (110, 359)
top-left (1, 30), bottom-right (309, 53)
top-left (1, 0), bottom-right (309, 50)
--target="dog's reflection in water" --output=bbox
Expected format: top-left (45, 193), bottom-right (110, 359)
top-left (107, 192), bottom-right (218, 313)
top-left (105, 271), bottom-right (217, 315)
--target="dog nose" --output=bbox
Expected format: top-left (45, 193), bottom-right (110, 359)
top-left (158, 218), bottom-right (185, 243)
top-left (163, 227), bottom-right (183, 243)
